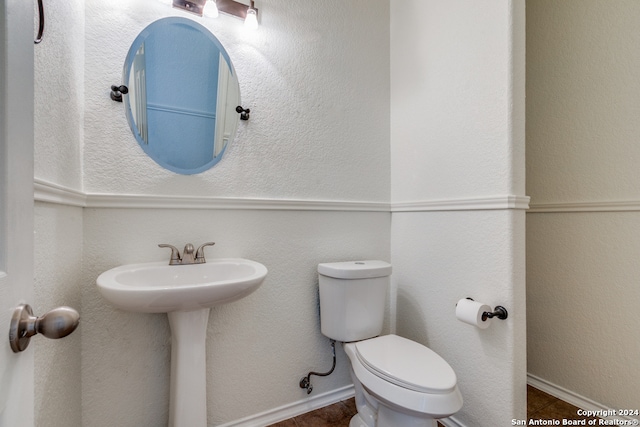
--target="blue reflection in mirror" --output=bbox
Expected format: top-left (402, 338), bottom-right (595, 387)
top-left (123, 17), bottom-right (240, 174)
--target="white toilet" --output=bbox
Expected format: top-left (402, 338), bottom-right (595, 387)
top-left (318, 260), bottom-right (463, 427)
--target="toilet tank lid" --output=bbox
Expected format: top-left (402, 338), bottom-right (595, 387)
top-left (318, 261), bottom-right (392, 279)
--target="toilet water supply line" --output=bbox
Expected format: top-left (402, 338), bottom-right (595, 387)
top-left (299, 339), bottom-right (336, 394)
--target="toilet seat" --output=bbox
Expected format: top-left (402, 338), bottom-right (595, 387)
top-left (343, 335), bottom-right (463, 418)
top-left (354, 335), bottom-right (457, 394)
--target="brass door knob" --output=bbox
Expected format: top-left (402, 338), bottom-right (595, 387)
top-left (9, 304), bottom-right (79, 353)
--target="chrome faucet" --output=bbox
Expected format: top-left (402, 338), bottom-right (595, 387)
top-left (158, 242), bottom-right (215, 265)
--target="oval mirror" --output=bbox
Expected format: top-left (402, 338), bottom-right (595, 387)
top-left (122, 17), bottom-right (240, 174)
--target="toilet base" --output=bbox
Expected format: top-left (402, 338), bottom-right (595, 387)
top-left (377, 404), bottom-right (437, 427)
top-left (349, 362), bottom-right (439, 427)
top-left (350, 409), bottom-right (437, 427)
top-left (349, 414), bottom-right (369, 427)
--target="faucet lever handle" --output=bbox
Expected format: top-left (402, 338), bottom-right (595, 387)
top-left (158, 244), bottom-right (181, 265)
top-left (195, 242), bottom-right (215, 263)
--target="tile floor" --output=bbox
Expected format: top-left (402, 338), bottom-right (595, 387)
top-left (268, 385), bottom-right (598, 426)
top-left (527, 385), bottom-right (599, 424)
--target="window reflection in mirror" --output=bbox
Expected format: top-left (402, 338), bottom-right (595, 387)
top-left (123, 17), bottom-right (240, 174)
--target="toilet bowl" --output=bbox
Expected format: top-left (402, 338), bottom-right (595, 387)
top-left (318, 261), bottom-right (463, 427)
top-left (344, 334), bottom-right (462, 427)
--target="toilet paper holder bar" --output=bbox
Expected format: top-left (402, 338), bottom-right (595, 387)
top-left (464, 297), bottom-right (508, 322)
top-left (481, 306), bottom-right (508, 321)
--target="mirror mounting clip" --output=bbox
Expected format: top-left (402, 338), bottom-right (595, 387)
top-left (236, 106), bottom-right (250, 121)
top-left (110, 85), bottom-right (129, 102)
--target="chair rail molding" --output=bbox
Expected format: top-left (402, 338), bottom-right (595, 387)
top-left (33, 178), bottom-right (387, 212)
top-left (34, 178), bottom-right (86, 207)
top-left (391, 195), bottom-right (530, 212)
top-left (35, 178), bottom-right (533, 212)
top-left (528, 199), bottom-right (640, 213)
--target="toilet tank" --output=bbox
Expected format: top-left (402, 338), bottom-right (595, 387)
top-left (318, 261), bottom-right (392, 342)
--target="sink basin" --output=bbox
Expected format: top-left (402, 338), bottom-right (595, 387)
top-left (97, 256), bottom-right (267, 426)
top-left (96, 258), bottom-right (268, 313)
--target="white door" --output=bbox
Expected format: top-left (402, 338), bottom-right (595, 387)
top-left (0, 0), bottom-right (35, 425)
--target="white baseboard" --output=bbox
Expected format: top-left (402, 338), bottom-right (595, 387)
top-left (215, 383), bottom-right (473, 427)
top-left (528, 374), bottom-right (637, 422)
top-left (216, 385), bottom-right (355, 427)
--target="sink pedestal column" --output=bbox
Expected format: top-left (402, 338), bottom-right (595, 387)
top-left (167, 308), bottom-right (210, 427)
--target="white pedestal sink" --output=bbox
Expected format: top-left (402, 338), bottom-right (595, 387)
top-left (96, 258), bottom-right (268, 427)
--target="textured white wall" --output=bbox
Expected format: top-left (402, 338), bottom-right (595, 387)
top-left (81, 208), bottom-right (390, 425)
top-left (392, 211), bottom-right (526, 426)
top-left (33, 0), bottom-right (84, 425)
top-left (33, 203), bottom-right (83, 427)
top-left (32, 0), bottom-right (531, 425)
top-left (390, 1), bottom-right (526, 426)
top-left (33, 0), bottom-right (390, 424)
top-left (83, 0), bottom-right (390, 200)
top-left (390, 0), bottom-right (525, 202)
top-left (34, 0), bottom-right (84, 190)
top-left (527, 0), bottom-right (640, 409)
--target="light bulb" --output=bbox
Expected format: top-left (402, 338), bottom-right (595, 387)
top-left (204, 0), bottom-right (219, 18)
top-left (244, 7), bottom-right (258, 30)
